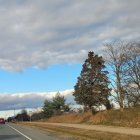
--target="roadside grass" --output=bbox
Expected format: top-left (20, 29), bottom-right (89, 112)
top-left (19, 122), bottom-right (140, 140)
top-left (45, 107), bottom-right (140, 128)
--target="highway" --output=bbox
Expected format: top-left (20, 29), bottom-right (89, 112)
top-left (0, 123), bottom-right (65, 140)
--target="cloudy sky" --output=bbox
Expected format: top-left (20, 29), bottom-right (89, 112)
top-left (0, 0), bottom-right (140, 113)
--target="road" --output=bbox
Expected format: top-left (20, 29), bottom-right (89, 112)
top-left (0, 123), bottom-right (67, 140)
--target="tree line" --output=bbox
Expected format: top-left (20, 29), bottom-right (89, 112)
top-left (9, 92), bottom-right (70, 121)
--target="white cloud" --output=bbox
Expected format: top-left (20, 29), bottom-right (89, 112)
top-left (0, 0), bottom-right (139, 71)
top-left (0, 89), bottom-right (74, 110)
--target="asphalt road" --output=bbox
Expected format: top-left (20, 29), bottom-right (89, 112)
top-left (0, 123), bottom-right (66, 140)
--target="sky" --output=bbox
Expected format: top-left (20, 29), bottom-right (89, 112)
top-left (0, 0), bottom-right (140, 116)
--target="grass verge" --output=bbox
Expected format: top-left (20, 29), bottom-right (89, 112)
top-left (18, 122), bottom-right (140, 140)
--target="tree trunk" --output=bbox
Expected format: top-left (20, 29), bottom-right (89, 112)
top-left (116, 65), bottom-right (124, 111)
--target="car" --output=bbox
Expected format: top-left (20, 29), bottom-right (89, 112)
top-left (0, 118), bottom-right (5, 124)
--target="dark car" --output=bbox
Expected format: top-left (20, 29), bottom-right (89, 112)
top-left (0, 118), bottom-right (5, 124)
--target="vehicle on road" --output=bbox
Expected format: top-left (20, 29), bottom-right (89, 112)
top-left (0, 118), bottom-right (5, 124)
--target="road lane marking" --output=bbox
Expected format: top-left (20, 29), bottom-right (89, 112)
top-left (7, 124), bottom-right (32, 140)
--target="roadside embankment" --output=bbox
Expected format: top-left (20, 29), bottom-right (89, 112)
top-left (44, 107), bottom-right (140, 128)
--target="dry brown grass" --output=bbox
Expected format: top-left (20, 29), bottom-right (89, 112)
top-left (19, 122), bottom-right (140, 140)
top-left (45, 107), bottom-right (140, 127)
top-left (46, 111), bottom-right (92, 123)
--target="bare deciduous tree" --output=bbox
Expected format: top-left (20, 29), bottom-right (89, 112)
top-left (104, 41), bottom-right (140, 109)
top-left (104, 41), bottom-right (128, 111)
top-left (123, 43), bottom-right (140, 107)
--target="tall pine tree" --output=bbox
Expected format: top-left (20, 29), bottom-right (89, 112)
top-left (73, 51), bottom-right (111, 110)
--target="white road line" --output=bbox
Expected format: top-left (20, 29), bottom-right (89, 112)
top-left (7, 124), bottom-right (32, 140)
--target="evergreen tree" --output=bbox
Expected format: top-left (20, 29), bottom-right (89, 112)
top-left (52, 92), bottom-right (70, 114)
top-left (73, 51), bottom-right (111, 110)
top-left (52, 92), bottom-right (65, 110)
top-left (43, 99), bottom-right (54, 117)
top-left (43, 92), bottom-right (70, 117)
